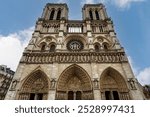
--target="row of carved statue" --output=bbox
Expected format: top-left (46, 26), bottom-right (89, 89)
top-left (21, 52), bottom-right (128, 63)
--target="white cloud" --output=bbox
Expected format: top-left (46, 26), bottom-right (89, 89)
top-left (113, 0), bottom-right (145, 8)
top-left (0, 27), bottom-right (34, 71)
top-left (82, 0), bottom-right (95, 4)
top-left (137, 67), bottom-right (150, 85)
top-left (57, 0), bottom-right (68, 3)
top-left (82, 0), bottom-right (145, 8)
top-left (128, 56), bottom-right (150, 85)
top-left (127, 56), bottom-right (138, 75)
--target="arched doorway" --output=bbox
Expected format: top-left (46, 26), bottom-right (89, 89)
top-left (17, 70), bottom-right (49, 100)
top-left (56, 64), bottom-right (94, 100)
top-left (100, 67), bottom-right (130, 100)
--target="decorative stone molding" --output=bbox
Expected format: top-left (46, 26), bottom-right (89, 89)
top-left (21, 51), bottom-right (127, 64)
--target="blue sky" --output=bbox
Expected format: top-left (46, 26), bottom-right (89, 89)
top-left (0, 0), bottom-right (150, 85)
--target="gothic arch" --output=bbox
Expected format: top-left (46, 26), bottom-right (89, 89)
top-left (100, 67), bottom-right (130, 100)
top-left (95, 10), bottom-right (100, 20)
top-left (93, 36), bottom-right (114, 50)
top-left (49, 9), bottom-right (55, 20)
top-left (49, 42), bottom-right (56, 52)
top-left (40, 42), bottom-right (47, 51)
top-left (56, 9), bottom-right (61, 20)
top-left (94, 42), bottom-right (101, 52)
top-left (17, 69), bottom-right (50, 100)
top-left (65, 35), bottom-right (87, 43)
top-left (56, 64), bottom-right (94, 100)
top-left (37, 35), bottom-right (57, 46)
top-left (64, 35), bottom-right (88, 49)
top-left (89, 10), bottom-right (93, 20)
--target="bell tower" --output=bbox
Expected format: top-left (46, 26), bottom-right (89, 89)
top-left (5, 3), bottom-right (145, 100)
top-left (82, 3), bottom-right (108, 20)
top-left (41, 3), bottom-right (68, 20)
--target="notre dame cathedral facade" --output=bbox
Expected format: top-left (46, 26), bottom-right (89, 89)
top-left (5, 3), bottom-right (145, 100)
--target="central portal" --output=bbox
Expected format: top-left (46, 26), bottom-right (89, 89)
top-left (56, 64), bottom-right (94, 100)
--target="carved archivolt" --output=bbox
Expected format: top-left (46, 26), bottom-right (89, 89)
top-left (56, 64), bottom-right (94, 100)
top-left (64, 35), bottom-right (87, 49)
top-left (100, 67), bottom-right (130, 100)
top-left (18, 70), bottom-right (49, 100)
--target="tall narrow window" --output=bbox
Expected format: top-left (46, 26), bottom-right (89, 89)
top-left (95, 10), bottom-right (100, 20)
top-left (41, 44), bottom-right (46, 51)
top-left (56, 9), bottom-right (61, 20)
top-left (103, 42), bottom-right (109, 50)
top-left (94, 44), bottom-right (100, 52)
top-left (49, 9), bottom-right (55, 20)
top-left (89, 10), bottom-right (93, 20)
top-left (49, 44), bottom-right (56, 52)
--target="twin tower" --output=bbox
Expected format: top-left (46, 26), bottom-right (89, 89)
top-left (6, 3), bottom-right (145, 100)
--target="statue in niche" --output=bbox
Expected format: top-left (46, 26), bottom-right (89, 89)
top-left (11, 80), bottom-right (18, 90)
top-left (93, 79), bottom-right (99, 88)
top-left (128, 78), bottom-right (136, 90)
top-left (51, 79), bottom-right (56, 89)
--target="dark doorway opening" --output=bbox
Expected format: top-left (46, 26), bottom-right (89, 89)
top-left (76, 91), bottom-right (82, 100)
top-left (68, 91), bottom-right (74, 100)
top-left (105, 91), bottom-right (111, 100)
top-left (113, 91), bottom-right (119, 100)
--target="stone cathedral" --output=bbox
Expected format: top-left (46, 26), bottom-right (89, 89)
top-left (5, 3), bottom-right (145, 100)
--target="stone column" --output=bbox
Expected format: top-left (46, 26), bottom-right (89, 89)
top-left (56, 20), bottom-right (65, 51)
top-left (86, 20), bottom-right (94, 51)
top-left (48, 90), bottom-right (56, 100)
top-left (92, 10), bottom-right (96, 20)
top-left (93, 79), bottom-right (101, 100)
top-left (100, 9), bottom-right (105, 20)
top-left (54, 10), bottom-right (58, 20)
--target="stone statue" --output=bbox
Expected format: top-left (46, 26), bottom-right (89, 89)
top-left (51, 79), bottom-right (56, 88)
top-left (11, 80), bottom-right (17, 89)
top-left (93, 79), bottom-right (99, 88)
top-left (129, 79), bottom-right (136, 90)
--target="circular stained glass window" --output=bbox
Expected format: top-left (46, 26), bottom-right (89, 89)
top-left (67, 40), bottom-right (83, 51)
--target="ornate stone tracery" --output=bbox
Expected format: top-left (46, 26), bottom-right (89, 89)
top-left (17, 70), bottom-right (49, 100)
top-left (100, 67), bottom-right (130, 100)
top-left (56, 64), bottom-right (94, 100)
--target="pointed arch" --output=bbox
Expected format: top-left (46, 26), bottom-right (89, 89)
top-left (49, 43), bottom-right (56, 52)
top-left (56, 9), bottom-right (61, 20)
top-left (95, 10), bottom-right (100, 20)
top-left (40, 42), bottom-right (47, 51)
top-left (49, 9), bottom-right (55, 20)
top-left (94, 42), bottom-right (100, 52)
top-left (89, 10), bottom-right (93, 20)
top-left (18, 69), bottom-right (50, 100)
top-left (100, 67), bottom-right (130, 100)
top-left (56, 64), bottom-right (94, 100)
top-left (103, 42), bottom-right (109, 50)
